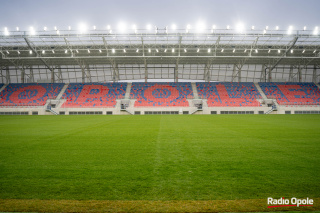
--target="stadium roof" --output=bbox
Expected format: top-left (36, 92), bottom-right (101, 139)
top-left (0, 28), bottom-right (320, 83)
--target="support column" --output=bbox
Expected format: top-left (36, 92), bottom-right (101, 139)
top-left (58, 66), bottom-right (63, 83)
top-left (312, 65), bottom-right (317, 83)
top-left (21, 67), bottom-right (25, 83)
top-left (51, 67), bottom-right (55, 83)
top-left (289, 65), bottom-right (294, 82)
top-left (298, 66), bottom-right (302, 82)
top-left (144, 59), bottom-right (148, 83)
top-left (30, 66), bottom-right (34, 83)
top-left (6, 66), bottom-right (10, 84)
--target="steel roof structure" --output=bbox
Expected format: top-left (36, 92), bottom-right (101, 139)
top-left (0, 28), bottom-right (319, 83)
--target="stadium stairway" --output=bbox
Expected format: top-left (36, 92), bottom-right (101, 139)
top-left (0, 84), bottom-right (6, 93)
top-left (254, 83), bottom-right (268, 100)
top-left (56, 83), bottom-right (69, 100)
top-left (191, 82), bottom-right (199, 99)
top-left (124, 83), bottom-right (132, 99)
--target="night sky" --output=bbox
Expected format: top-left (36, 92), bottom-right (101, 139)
top-left (1, 0), bottom-right (319, 31)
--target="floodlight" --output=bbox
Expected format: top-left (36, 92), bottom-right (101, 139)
top-left (276, 26), bottom-right (279, 30)
top-left (54, 26), bottom-right (57, 30)
top-left (117, 22), bottom-right (126, 33)
top-left (148, 48), bottom-right (151, 53)
top-left (42, 50), bottom-right (45, 54)
top-left (221, 49), bottom-right (224, 52)
top-left (146, 24), bottom-right (152, 30)
top-left (263, 30), bottom-right (266, 34)
top-left (52, 50), bottom-right (55, 54)
top-left (278, 49), bottom-right (281, 53)
top-left (313, 50), bottom-right (316, 53)
top-left (93, 26), bottom-right (96, 30)
top-left (186, 24), bottom-right (191, 33)
top-left (30, 27), bottom-right (35, 35)
top-left (171, 24), bottom-right (176, 30)
top-left (87, 49), bottom-right (90, 53)
top-left (107, 25), bottom-right (111, 30)
top-left (304, 26), bottom-right (307, 31)
top-left (266, 26), bottom-right (269, 30)
top-left (255, 49), bottom-right (258, 53)
top-left (29, 50), bottom-right (32, 54)
top-left (236, 23), bottom-right (245, 33)
top-left (290, 49), bottom-right (293, 53)
top-left (208, 48), bottom-right (211, 53)
top-left (288, 26), bottom-right (293, 34)
top-left (4, 27), bottom-right (9, 35)
top-left (65, 50), bottom-right (68, 54)
top-left (156, 49), bottom-right (159, 53)
top-left (244, 49), bottom-right (247, 53)
top-left (56, 30), bottom-right (60, 35)
top-left (123, 49), bottom-right (126, 53)
top-left (17, 51), bottom-right (20, 54)
top-left (313, 26), bottom-right (319, 35)
top-left (6, 50), bottom-right (9, 54)
top-left (196, 21), bottom-right (206, 33)
top-left (76, 49), bottom-right (79, 53)
top-left (112, 48), bottom-right (115, 53)
top-left (68, 26), bottom-right (71, 30)
top-left (136, 49), bottom-right (139, 53)
top-left (268, 49), bottom-right (271, 53)
top-left (16, 27), bottom-right (19, 31)
top-left (251, 26), bottom-right (255, 30)
top-left (212, 25), bottom-right (216, 29)
top-left (172, 48), bottom-right (175, 53)
top-left (184, 48), bottom-right (187, 52)
top-left (227, 25), bottom-right (230, 30)
top-left (164, 49), bottom-right (167, 52)
top-left (44, 26), bottom-right (47, 31)
top-left (197, 48), bottom-right (200, 53)
top-left (302, 49), bottom-right (305, 53)
top-left (78, 23), bottom-right (87, 33)
top-left (233, 49), bottom-right (235, 53)
top-left (99, 49), bottom-right (102, 53)
top-left (132, 24), bottom-right (137, 30)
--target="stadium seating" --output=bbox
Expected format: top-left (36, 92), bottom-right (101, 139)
top-left (61, 83), bottom-right (127, 108)
top-left (197, 82), bottom-right (262, 107)
top-left (130, 83), bottom-right (193, 107)
top-left (258, 82), bottom-right (320, 105)
top-left (0, 83), bottom-right (64, 106)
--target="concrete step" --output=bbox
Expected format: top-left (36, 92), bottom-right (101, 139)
top-left (125, 83), bottom-right (132, 99)
top-left (254, 82), bottom-right (268, 100)
top-left (56, 83), bottom-right (69, 100)
top-left (191, 82), bottom-right (199, 99)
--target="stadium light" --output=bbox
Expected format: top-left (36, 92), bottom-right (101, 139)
top-left (68, 26), bottom-right (71, 30)
top-left (288, 26), bottom-right (293, 34)
top-left (52, 50), bottom-right (55, 54)
top-left (278, 49), bottom-right (281, 53)
top-left (17, 51), bottom-right (20, 54)
top-left (265, 26), bottom-right (269, 30)
top-left (112, 48), bottom-right (115, 53)
top-left (117, 22), bottom-right (126, 33)
top-left (303, 26), bottom-right (307, 31)
top-left (42, 50), bottom-right (45, 54)
top-left (208, 48), bottom-right (211, 53)
top-left (56, 30), bottom-right (60, 35)
top-left (123, 49), bottom-right (126, 53)
top-left (236, 23), bottom-right (245, 33)
top-left (313, 27), bottom-right (319, 35)
top-left (226, 25), bottom-right (230, 30)
top-left (78, 23), bottom-right (87, 33)
top-left (244, 49), bottom-right (247, 53)
top-left (172, 48), bottom-right (175, 53)
top-left (87, 49), bottom-right (90, 53)
top-left (263, 29), bottom-right (266, 34)
top-left (4, 27), bottom-right (9, 36)
top-left (276, 26), bottom-right (279, 30)
top-left (196, 21), bottom-right (206, 33)
top-left (16, 27), bottom-right (19, 31)
top-left (164, 49), bottom-right (167, 52)
top-left (148, 48), bottom-right (151, 53)
top-left (54, 26), bottom-right (57, 30)
top-left (184, 48), bottom-right (187, 52)
top-left (76, 49), bottom-right (79, 53)
top-left (313, 50), bottom-right (317, 53)
top-left (255, 49), bottom-right (258, 53)
top-left (107, 25), bottom-right (111, 30)
top-left (251, 26), bottom-right (255, 30)
top-left (30, 27), bottom-right (35, 35)
top-left (186, 24), bottom-right (191, 33)
top-left (268, 49), bottom-right (271, 53)
top-left (93, 25), bottom-right (96, 30)
top-left (221, 48), bottom-right (224, 52)
top-left (171, 24), bottom-right (177, 30)
top-left (29, 50), bottom-right (32, 54)
top-left (6, 50), bottom-right (9, 54)
top-left (136, 48), bottom-right (139, 53)
top-left (65, 50), bottom-right (68, 54)
top-left (302, 49), bottom-right (305, 53)
top-left (99, 49), bottom-right (102, 53)
top-left (290, 49), bottom-right (293, 53)
top-left (233, 49), bottom-right (235, 53)
top-left (146, 24), bottom-right (152, 30)
top-left (44, 26), bottom-right (47, 31)
top-left (197, 48), bottom-right (200, 53)
top-left (156, 49), bottom-right (159, 53)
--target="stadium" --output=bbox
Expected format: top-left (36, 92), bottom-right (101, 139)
top-left (0, 0), bottom-right (320, 212)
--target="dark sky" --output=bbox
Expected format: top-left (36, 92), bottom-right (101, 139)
top-left (1, 0), bottom-right (319, 31)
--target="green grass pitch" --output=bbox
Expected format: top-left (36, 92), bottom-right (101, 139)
top-left (0, 115), bottom-right (319, 201)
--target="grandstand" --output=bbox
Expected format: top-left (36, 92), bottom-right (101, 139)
top-left (0, 27), bottom-right (319, 115)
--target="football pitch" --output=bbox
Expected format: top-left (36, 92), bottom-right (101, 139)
top-left (0, 114), bottom-right (319, 212)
